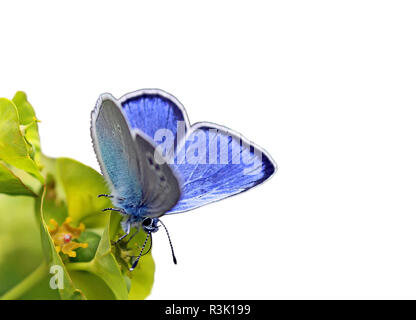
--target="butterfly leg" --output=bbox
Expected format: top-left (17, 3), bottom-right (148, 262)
top-left (98, 194), bottom-right (126, 201)
top-left (115, 229), bottom-right (139, 246)
top-left (102, 208), bottom-right (126, 215)
top-left (114, 233), bottom-right (129, 245)
top-left (143, 233), bottom-right (152, 256)
top-left (113, 222), bottom-right (131, 245)
top-left (125, 230), bottom-right (139, 244)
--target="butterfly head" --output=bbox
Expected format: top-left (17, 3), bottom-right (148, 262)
top-left (131, 217), bottom-right (177, 268)
top-left (141, 217), bottom-right (160, 233)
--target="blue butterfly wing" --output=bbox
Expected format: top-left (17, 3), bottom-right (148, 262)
top-left (166, 122), bottom-right (276, 214)
top-left (120, 89), bottom-right (190, 155)
top-left (115, 89), bottom-right (276, 214)
top-left (91, 94), bottom-right (143, 205)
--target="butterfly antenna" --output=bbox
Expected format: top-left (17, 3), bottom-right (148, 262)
top-left (159, 220), bottom-right (177, 264)
top-left (130, 232), bottom-right (150, 271)
top-left (143, 233), bottom-right (153, 256)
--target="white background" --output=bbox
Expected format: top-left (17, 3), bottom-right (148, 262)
top-left (1, 1), bottom-right (416, 299)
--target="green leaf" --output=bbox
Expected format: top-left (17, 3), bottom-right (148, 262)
top-left (0, 194), bottom-right (58, 299)
top-left (70, 231), bottom-right (101, 262)
top-left (35, 155), bottom-right (68, 225)
top-left (66, 214), bottom-right (129, 300)
top-left (0, 161), bottom-right (37, 196)
top-left (88, 216), bottom-right (129, 299)
top-left (0, 98), bottom-right (43, 185)
top-left (37, 155), bottom-right (110, 226)
top-left (38, 187), bottom-right (86, 300)
top-left (12, 92), bottom-right (41, 156)
top-left (57, 158), bottom-right (110, 228)
top-left (67, 270), bottom-right (116, 300)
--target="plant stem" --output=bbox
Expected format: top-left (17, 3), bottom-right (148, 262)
top-left (0, 261), bottom-right (48, 300)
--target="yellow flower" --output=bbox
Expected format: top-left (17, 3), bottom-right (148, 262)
top-left (48, 217), bottom-right (88, 257)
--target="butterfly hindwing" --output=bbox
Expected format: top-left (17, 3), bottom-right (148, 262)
top-left (167, 122), bottom-right (276, 214)
top-left (133, 131), bottom-right (181, 217)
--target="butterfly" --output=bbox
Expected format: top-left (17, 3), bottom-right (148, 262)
top-left (91, 89), bottom-right (276, 270)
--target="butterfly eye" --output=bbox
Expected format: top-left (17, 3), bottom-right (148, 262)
top-left (142, 217), bottom-right (152, 227)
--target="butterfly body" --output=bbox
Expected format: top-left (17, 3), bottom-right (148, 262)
top-left (91, 89), bottom-right (276, 269)
top-left (114, 197), bottom-right (148, 218)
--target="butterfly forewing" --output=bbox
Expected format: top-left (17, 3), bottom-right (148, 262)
top-left (91, 95), bottom-right (144, 205)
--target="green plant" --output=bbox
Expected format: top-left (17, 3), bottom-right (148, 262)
top-left (0, 92), bottom-right (154, 300)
